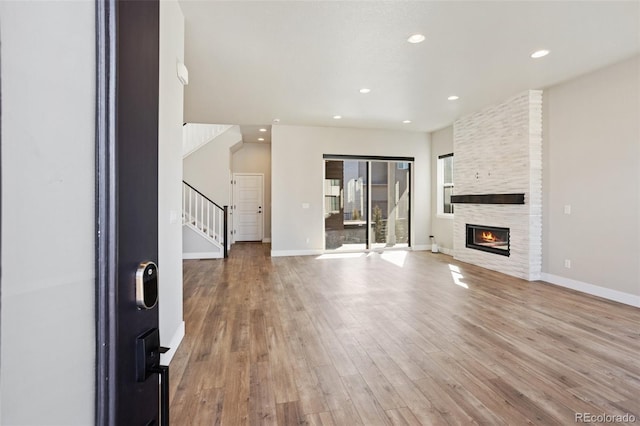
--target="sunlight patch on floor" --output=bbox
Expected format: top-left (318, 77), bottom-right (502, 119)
top-left (316, 253), bottom-right (365, 260)
top-left (332, 243), bottom-right (367, 251)
top-left (449, 264), bottom-right (468, 288)
top-left (381, 250), bottom-right (408, 267)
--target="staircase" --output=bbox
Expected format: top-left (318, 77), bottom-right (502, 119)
top-left (182, 181), bottom-right (228, 259)
top-left (183, 123), bottom-right (232, 158)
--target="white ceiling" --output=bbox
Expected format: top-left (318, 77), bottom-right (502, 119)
top-left (180, 1), bottom-right (640, 141)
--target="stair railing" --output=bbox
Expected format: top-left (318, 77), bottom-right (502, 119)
top-left (182, 181), bottom-right (228, 258)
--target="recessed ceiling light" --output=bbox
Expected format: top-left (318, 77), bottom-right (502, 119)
top-left (359, 88), bottom-right (371, 94)
top-left (333, 115), bottom-right (342, 119)
top-left (258, 137), bottom-right (264, 141)
top-left (530, 49), bottom-right (550, 59)
top-left (407, 34), bottom-right (425, 44)
top-left (403, 120), bottom-right (411, 124)
top-left (272, 118), bottom-right (280, 123)
top-left (259, 128), bottom-right (267, 132)
top-left (448, 95), bottom-right (459, 101)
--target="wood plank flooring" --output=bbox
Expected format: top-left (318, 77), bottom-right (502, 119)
top-left (170, 243), bottom-right (640, 425)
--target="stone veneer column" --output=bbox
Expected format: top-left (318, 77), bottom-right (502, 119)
top-left (453, 90), bottom-right (542, 281)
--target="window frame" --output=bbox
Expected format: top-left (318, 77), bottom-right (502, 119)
top-left (437, 153), bottom-right (454, 219)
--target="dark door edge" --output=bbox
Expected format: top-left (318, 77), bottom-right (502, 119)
top-left (95, 0), bottom-right (117, 424)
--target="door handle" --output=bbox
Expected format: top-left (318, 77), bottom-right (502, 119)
top-left (136, 329), bottom-right (170, 426)
top-left (150, 364), bottom-right (170, 426)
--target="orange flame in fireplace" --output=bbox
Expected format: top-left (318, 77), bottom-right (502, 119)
top-left (482, 231), bottom-right (496, 242)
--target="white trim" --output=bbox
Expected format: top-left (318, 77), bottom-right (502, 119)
top-left (439, 247), bottom-right (454, 256)
top-left (183, 251), bottom-right (223, 259)
top-left (274, 246), bottom-right (452, 257)
top-left (540, 273), bottom-right (640, 308)
top-left (160, 321), bottom-right (185, 365)
top-left (271, 249), bottom-right (324, 257)
top-left (262, 238), bottom-right (271, 243)
top-left (413, 245), bottom-right (454, 256)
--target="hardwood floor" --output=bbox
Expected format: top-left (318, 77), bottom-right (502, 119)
top-left (170, 243), bottom-right (640, 425)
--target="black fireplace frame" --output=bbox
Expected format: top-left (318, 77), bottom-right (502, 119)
top-left (466, 224), bottom-right (510, 257)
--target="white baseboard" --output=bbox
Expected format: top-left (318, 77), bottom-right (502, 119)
top-left (183, 252), bottom-right (223, 260)
top-left (271, 249), bottom-right (324, 257)
top-left (540, 273), bottom-right (640, 308)
top-left (273, 247), bottom-right (454, 257)
top-left (439, 247), bottom-right (454, 256)
top-left (262, 238), bottom-right (271, 243)
top-left (160, 321), bottom-right (185, 365)
top-left (412, 245), bottom-right (453, 256)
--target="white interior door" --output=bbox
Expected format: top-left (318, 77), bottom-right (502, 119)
top-left (234, 173), bottom-right (264, 241)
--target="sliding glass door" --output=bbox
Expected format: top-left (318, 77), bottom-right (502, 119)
top-left (324, 156), bottom-right (411, 251)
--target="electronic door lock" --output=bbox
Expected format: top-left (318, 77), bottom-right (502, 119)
top-left (136, 261), bottom-right (158, 310)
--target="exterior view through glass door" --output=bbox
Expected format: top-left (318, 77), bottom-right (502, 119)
top-left (325, 160), bottom-right (368, 250)
top-left (324, 156), bottom-right (411, 251)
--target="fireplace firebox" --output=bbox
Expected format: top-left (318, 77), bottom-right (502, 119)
top-left (466, 224), bottom-right (510, 256)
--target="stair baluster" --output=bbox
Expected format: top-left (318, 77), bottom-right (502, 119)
top-left (182, 181), bottom-right (228, 258)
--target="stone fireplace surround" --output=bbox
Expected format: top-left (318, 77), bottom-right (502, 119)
top-left (453, 90), bottom-right (542, 281)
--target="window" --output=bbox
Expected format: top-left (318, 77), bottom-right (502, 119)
top-left (437, 153), bottom-right (454, 217)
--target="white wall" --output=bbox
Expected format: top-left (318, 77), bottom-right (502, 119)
top-left (183, 126), bottom-right (242, 208)
top-left (159, 0), bottom-right (185, 362)
top-left (232, 143), bottom-right (272, 240)
top-left (542, 55), bottom-right (640, 302)
top-left (182, 225), bottom-right (222, 256)
top-left (0, 2), bottom-right (95, 423)
top-left (271, 125), bottom-right (431, 255)
top-left (430, 125), bottom-right (454, 253)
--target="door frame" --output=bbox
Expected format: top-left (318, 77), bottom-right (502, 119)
top-left (322, 154), bottom-right (414, 252)
top-left (232, 172), bottom-right (265, 242)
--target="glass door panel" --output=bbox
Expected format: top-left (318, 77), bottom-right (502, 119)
top-left (324, 160), bottom-right (368, 250)
top-left (370, 161), bottom-right (410, 249)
